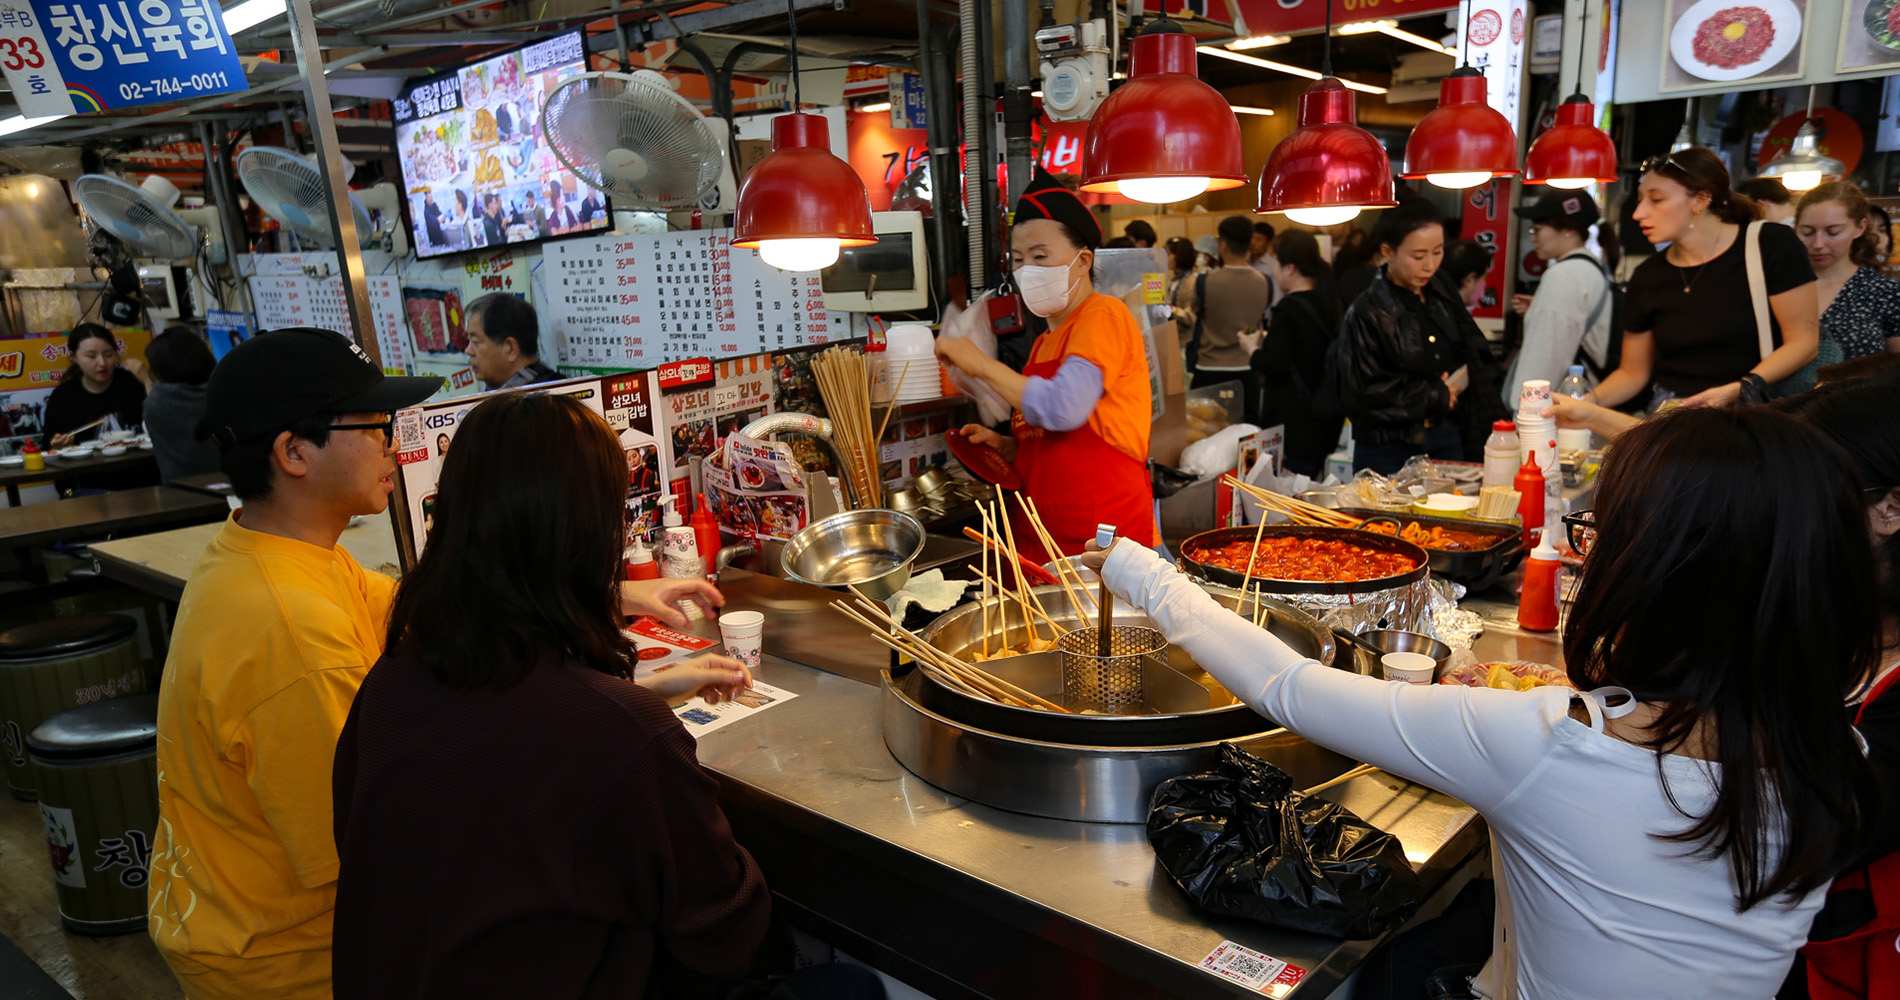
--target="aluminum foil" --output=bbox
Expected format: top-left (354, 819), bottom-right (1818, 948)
top-left (1426, 578), bottom-right (1485, 651)
top-left (1189, 576), bottom-right (1437, 636)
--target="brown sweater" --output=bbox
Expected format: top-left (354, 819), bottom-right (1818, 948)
top-left (1194, 265), bottom-right (1271, 370)
top-left (331, 647), bottom-right (770, 999)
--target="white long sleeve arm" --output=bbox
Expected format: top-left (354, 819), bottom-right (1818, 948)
top-left (1102, 543), bottom-right (1567, 813)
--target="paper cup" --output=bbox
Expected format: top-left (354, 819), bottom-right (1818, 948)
top-left (1518, 379), bottom-right (1552, 413)
top-left (718, 611), bottom-right (764, 671)
top-left (1381, 651), bottom-right (1436, 684)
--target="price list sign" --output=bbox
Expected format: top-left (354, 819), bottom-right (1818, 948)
top-left (544, 234), bottom-right (644, 370)
top-left (304, 276), bottom-right (352, 338)
top-left (247, 275), bottom-right (304, 330)
top-left (366, 276), bottom-right (412, 376)
top-left (728, 247), bottom-right (841, 353)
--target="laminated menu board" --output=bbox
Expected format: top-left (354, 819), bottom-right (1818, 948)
top-left (655, 353), bottom-right (775, 502)
top-left (541, 228), bottom-right (847, 373)
top-left (365, 276), bottom-right (412, 376)
top-left (601, 370), bottom-right (666, 547)
top-left (246, 274), bottom-right (355, 340)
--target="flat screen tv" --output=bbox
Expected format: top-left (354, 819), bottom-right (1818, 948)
top-left (392, 29), bottom-right (611, 260)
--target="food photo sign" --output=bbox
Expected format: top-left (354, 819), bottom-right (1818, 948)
top-left (1839, 0), bottom-right (1900, 73)
top-left (1661, 0), bottom-right (1807, 93)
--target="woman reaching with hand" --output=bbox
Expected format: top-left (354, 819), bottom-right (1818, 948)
top-left (1083, 407), bottom-right (1879, 998)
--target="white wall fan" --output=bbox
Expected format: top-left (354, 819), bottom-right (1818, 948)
top-left (541, 70), bottom-right (730, 212)
top-left (72, 174), bottom-right (222, 263)
top-left (235, 146), bottom-right (404, 254)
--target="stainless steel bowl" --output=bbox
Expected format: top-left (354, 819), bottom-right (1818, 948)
top-left (1342, 628), bottom-right (1453, 679)
top-left (781, 509), bottom-right (927, 600)
top-left (887, 488), bottom-right (924, 512)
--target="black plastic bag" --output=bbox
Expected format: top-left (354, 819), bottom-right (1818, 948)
top-left (1148, 743), bottom-right (1423, 939)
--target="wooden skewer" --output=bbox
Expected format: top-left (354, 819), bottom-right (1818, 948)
top-left (844, 597), bottom-right (1068, 712)
top-left (979, 502), bottom-right (1037, 645)
top-left (1223, 476), bottom-right (1364, 528)
top-left (960, 526), bottom-right (1061, 586)
top-left (972, 567), bottom-right (1072, 638)
top-left (991, 485), bottom-right (1060, 638)
top-left (1302, 763), bottom-right (1381, 797)
top-left (873, 360), bottom-right (911, 448)
top-left (979, 518), bottom-right (991, 660)
top-left (830, 602), bottom-right (1024, 705)
top-left (1237, 508), bottom-right (1272, 603)
top-left (1018, 494), bottom-right (1094, 616)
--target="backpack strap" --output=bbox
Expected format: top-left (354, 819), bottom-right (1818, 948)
top-left (1563, 254), bottom-right (1616, 380)
top-left (1191, 271), bottom-right (1209, 347)
top-left (1744, 220), bottom-right (1773, 361)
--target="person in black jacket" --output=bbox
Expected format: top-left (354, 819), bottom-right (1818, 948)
top-left (1339, 202), bottom-right (1505, 473)
top-left (44, 322), bottom-right (149, 447)
top-left (1254, 229), bottom-right (1343, 476)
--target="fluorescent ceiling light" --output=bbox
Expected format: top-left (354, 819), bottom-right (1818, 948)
top-left (1229, 34), bottom-right (1291, 50)
top-left (1230, 106), bottom-right (1275, 115)
top-left (1198, 45), bottom-right (1389, 95)
top-left (1335, 19), bottom-right (1394, 35)
top-left (1334, 18), bottom-right (1455, 55)
top-left (0, 114), bottom-right (67, 137)
top-left (856, 101), bottom-right (892, 113)
top-left (223, 0), bottom-right (288, 35)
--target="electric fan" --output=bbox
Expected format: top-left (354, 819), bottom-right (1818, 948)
top-left (72, 174), bottom-right (202, 260)
top-left (541, 70), bottom-right (726, 210)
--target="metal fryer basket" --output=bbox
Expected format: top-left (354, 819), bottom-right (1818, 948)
top-left (1058, 625), bottom-right (1165, 712)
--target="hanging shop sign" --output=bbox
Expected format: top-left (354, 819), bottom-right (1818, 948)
top-left (1456, 0), bottom-right (1527, 323)
top-left (0, 0), bottom-right (248, 116)
top-left (888, 71), bottom-right (926, 130)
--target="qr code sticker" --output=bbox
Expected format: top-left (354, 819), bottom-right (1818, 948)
top-left (1198, 940), bottom-right (1306, 997)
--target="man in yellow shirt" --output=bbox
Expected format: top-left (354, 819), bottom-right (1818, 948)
top-left (147, 329), bottom-right (440, 1000)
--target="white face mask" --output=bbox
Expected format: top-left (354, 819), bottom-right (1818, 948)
top-left (1015, 257), bottom-right (1085, 317)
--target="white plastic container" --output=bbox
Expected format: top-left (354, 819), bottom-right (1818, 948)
top-left (1481, 420), bottom-right (1519, 489)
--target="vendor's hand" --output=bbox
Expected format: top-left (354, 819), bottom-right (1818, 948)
top-left (935, 335), bottom-right (990, 375)
top-left (1683, 380), bottom-right (1744, 409)
top-left (638, 655), bottom-right (752, 704)
top-left (621, 577), bottom-right (723, 629)
top-left (49, 432), bottom-right (75, 449)
top-left (956, 423), bottom-right (1018, 461)
top-left (1544, 395), bottom-right (1598, 430)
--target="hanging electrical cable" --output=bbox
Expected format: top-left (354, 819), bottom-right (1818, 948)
top-left (1400, 0), bottom-right (1518, 191)
top-left (1523, 3), bottom-right (1618, 189)
top-left (1255, 0), bottom-right (1396, 225)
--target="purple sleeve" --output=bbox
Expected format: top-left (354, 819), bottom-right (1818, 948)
top-left (1019, 356), bottom-right (1106, 433)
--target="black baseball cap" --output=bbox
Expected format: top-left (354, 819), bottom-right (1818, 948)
top-left (196, 327), bottom-right (441, 445)
top-left (1516, 189), bottom-right (1600, 228)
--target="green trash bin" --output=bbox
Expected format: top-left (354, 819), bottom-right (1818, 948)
top-left (0, 614), bottom-right (143, 800)
top-left (28, 693), bottom-right (159, 935)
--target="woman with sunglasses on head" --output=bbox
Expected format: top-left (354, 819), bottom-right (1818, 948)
top-left (332, 391), bottom-right (773, 999)
top-left (1083, 406), bottom-right (1879, 998)
top-left (1590, 148), bottom-right (1819, 410)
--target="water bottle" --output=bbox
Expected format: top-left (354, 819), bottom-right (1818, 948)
top-left (1556, 364), bottom-right (1592, 455)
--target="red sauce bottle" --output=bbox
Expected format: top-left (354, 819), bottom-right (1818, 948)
top-left (1518, 540), bottom-right (1562, 632)
top-left (1513, 456), bottom-right (1545, 549)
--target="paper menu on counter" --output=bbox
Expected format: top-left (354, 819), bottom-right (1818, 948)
top-left (625, 616), bottom-right (799, 736)
top-left (671, 679), bottom-right (796, 736)
top-left (627, 617), bottom-right (718, 675)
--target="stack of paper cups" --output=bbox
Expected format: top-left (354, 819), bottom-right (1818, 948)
top-left (1517, 378), bottom-right (1562, 526)
top-left (718, 611), bottom-right (764, 671)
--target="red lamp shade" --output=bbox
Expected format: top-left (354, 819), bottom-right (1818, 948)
top-left (1402, 68), bottom-right (1518, 189)
top-left (1256, 78), bottom-right (1396, 226)
top-left (1080, 26), bottom-right (1247, 204)
top-left (731, 113), bottom-right (876, 248)
top-left (1523, 95), bottom-right (1618, 189)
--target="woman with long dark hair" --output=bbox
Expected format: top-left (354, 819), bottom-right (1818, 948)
top-left (1084, 407), bottom-right (1880, 997)
top-left (332, 392), bottom-right (767, 999)
top-left (1594, 147), bottom-right (1819, 408)
top-left (1254, 229), bottom-right (1343, 476)
top-left (43, 322), bottom-right (149, 447)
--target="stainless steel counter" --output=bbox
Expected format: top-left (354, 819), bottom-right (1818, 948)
top-left (686, 569), bottom-right (1492, 1000)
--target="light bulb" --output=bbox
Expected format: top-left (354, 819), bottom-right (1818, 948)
top-left (757, 238), bottom-right (841, 272)
top-left (1117, 176), bottom-right (1211, 204)
top-left (1778, 170), bottom-right (1823, 192)
top-left (1546, 177), bottom-right (1595, 190)
top-left (1426, 171), bottom-right (1492, 190)
top-left (1283, 205), bottom-right (1363, 227)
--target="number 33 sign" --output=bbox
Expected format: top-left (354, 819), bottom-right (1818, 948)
top-left (0, 0), bottom-right (247, 116)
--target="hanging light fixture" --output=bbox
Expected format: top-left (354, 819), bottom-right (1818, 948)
top-left (1670, 99), bottom-right (1696, 153)
top-left (1757, 88), bottom-right (1844, 193)
top-left (1523, 5), bottom-right (1617, 189)
top-left (1402, 6), bottom-right (1518, 192)
top-left (1255, 0), bottom-right (1396, 226)
top-left (730, 0), bottom-right (876, 271)
top-left (1081, 16), bottom-right (1247, 205)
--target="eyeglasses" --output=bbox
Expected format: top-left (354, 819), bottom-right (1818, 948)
top-left (329, 414), bottom-right (395, 445)
top-left (1562, 509), bottom-right (1596, 557)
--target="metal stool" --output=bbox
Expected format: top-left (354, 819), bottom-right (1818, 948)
top-left (28, 693), bottom-right (160, 936)
top-left (0, 614), bottom-right (143, 799)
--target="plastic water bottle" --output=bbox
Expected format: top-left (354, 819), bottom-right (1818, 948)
top-left (1556, 365), bottom-right (1592, 455)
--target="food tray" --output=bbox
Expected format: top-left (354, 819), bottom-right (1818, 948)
top-left (1341, 508), bottom-right (1525, 591)
top-left (1178, 524), bottom-right (1429, 596)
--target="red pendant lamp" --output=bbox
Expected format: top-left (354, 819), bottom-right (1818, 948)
top-left (1256, 0), bottom-right (1395, 226)
top-left (730, 1), bottom-right (875, 271)
top-left (1080, 18), bottom-right (1246, 204)
top-left (1402, 67), bottom-right (1518, 190)
top-left (1522, 8), bottom-right (1617, 189)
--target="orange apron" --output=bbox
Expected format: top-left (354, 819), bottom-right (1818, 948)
top-left (1008, 351), bottom-right (1155, 564)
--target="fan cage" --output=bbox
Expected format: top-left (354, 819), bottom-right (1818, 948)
top-left (542, 72), bottom-right (723, 210)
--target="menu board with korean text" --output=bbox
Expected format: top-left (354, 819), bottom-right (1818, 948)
top-left (365, 276), bottom-right (412, 376)
top-left (246, 274), bottom-right (356, 342)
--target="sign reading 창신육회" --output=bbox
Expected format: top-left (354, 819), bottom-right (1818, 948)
top-left (0, 0), bottom-right (246, 117)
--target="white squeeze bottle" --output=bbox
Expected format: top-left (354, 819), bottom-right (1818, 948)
top-left (658, 495), bottom-right (705, 582)
top-left (1482, 419), bottom-right (1519, 489)
top-left (1556, 365), bottom-right (1593, 455)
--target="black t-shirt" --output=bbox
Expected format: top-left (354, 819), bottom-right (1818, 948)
top-left (1624, 222), bottom-right (1815, 396)
top-left (41, 367), bottom-right (145, 446)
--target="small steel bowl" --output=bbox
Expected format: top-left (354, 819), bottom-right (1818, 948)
top-left (887, 488), bottom-right (924, 512)
top-left (1341, 628), bottom-right (1453, 679)
top-left (781, 509), bottom-right (928, 600)
top-left (912, 467), bottom-right (954, 496)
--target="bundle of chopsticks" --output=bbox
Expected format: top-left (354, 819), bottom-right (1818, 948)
top-left (831, 595), bottom-right (1069, 712)
top-left (809, 346), bottom-right (893, 509)
top-left (961, 485), bottom-right (1115, 660)
top-left (1221, 475), bottom-right (1365, 529)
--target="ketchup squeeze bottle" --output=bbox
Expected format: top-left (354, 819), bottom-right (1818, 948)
top-left (1513, 457), bottom-right (1545, 549)
top-left (1518, 540), bottom-right (1562, 632)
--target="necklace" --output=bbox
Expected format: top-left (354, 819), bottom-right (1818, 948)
top-left (1670, 226), bottom-right (1723, 294)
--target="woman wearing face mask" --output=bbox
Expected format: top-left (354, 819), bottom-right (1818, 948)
top-left (1795, 182), bottom-right (1900, 362)
top-left (936, 170), bottom-right (1155, 561)
top-left (1337, 200), bottom-right (1505, 474)
top-left (44, 322), bottom-right (151, 448)
top-left (1591, 147), bottom-right (1818, 410)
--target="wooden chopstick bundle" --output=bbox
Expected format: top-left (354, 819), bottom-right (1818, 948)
top-left (1221, 476), bottom-right (1364, 529)
top-left (811, 347), bottom-right (884, 509)
top-left (832, 598), bottom-right (1069, 712)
